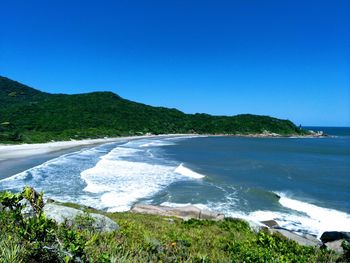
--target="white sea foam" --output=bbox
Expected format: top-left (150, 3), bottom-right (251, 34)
top-left (164, 135), bottom-right (208, 141)
top-left (80, 140), bottom-right (208, 212)
top-left (278, 194), bottom-right (350, 236)
top-left (0, 171), bottom-right (29, 183)
top-left (161, 193), bottom-right (350, 238)
top-left (174, 164), bottom-right (205, 179)
top-left (100, 147), bottom-right (141, 160)
top-left (120, 139), bottom-right (174, 149)
top-left (0, 150), bottom-right (77, 184)
top-left (247, 194), bottom-right (350, 237)
top-left (81, 158), bottom-right (175, 193)
top-left (80, 146), bottom-right (187, 211)
top-left (0, 144), bottom-right (113, 203)
top-left (139, 140), bottom-right (175, 148)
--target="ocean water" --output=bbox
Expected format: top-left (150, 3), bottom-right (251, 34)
top-left (1, 128), bottom-right (349, 237)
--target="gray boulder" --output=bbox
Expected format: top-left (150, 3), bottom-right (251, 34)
top-left (260, 220), bottom-right (279, 228)
top-left (44, 203), bottom-right (119, 232)
top-left (131, 204), bottom-right (224, 221)
top-left (270, 228), bottom-right (322, 247)
top-left (173, 205), bottom-right (202, 219)
top-left (324, 239), bottom-right (348, 254)
top-left (200, 209), bottom-right (225, 220)
top-left (20, 199), bottom-right (36, 218)
top-left (131, 204), bottom-right (171, 217)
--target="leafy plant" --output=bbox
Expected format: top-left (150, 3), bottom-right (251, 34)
top-left (0, 235), bottom-right (26, 263)
top-left (341, 240), bottom-right (350, 261)
top-left (74, 212), bottom-right (96, 232)
top-left (0, 187), bottom-right (88, 262)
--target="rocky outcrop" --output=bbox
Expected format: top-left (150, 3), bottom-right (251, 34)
top-left (131, 204), bottom-right (224, 221)
top-left (259, 220), bottom-right (323, 247)
top-left (324, 239), bottom-right (347, 254)
top-left (260, 220), bottom-right (279, 228)
top-left (320, 231), bottom-right (350, 254)
top-left (320, 231), bottom-right (350, 243)
top-left (44, 203), bottom-right (119, 232)
top-left (269, 228), bottom-right (322, 247)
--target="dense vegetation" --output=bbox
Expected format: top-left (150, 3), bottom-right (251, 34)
top-left (1, 188), bottom-right (345, 263)
top-left (0, 76), bottom-right (307, 143)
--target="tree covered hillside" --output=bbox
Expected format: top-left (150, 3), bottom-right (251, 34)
top-left (0, 76), bottom-right (306, 143)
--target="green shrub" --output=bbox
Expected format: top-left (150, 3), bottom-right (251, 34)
top-left (0, 187), bottom-right (87, 262)
top-left (340, 240), bottom-right (350, 262)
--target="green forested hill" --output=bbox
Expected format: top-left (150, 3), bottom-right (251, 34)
top-left (0, 76), bottom-right (306, 143)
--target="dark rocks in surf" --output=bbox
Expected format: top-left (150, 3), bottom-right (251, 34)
top-left (320, 231), bottom-right (350, 243)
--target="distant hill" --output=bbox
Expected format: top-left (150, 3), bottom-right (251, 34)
top-left (0, 76), bottom-right (307, 143)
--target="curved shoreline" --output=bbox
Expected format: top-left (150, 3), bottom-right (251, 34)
top-left (0, 131), bottom-right (328, 162)
top-left (0, 134), bottom-right (200, 162)
top-left (1, 134), bottom-right (348, 251)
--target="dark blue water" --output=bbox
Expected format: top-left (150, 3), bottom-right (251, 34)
top-left (1, 128), bottom-right (349, 237)
top-left (161, 136), bottom-right (350, 213)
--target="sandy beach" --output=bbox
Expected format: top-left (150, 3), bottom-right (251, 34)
top-left (0, 134), bottom-right (200, 162)
top-left (0, 135), bottom-right (154, 162)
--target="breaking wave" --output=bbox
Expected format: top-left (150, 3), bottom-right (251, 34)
top-left (80, 140), bottom-right (205, 212)
top-left (174, 164), bottom-right (205, 179)
top-left (159, 191), bottom-right (350, 238)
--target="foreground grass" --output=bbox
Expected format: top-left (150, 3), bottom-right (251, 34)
top-left (0, 190), bottom-right (346, 262)
top-left (88, 211), bottom-right (338, 262)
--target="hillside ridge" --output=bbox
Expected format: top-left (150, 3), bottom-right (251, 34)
top-left (0, 76), bottom-right (307, 143)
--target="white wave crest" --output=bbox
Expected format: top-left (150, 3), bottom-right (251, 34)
top-left (161, 194), bottom-right (350, 238)
top-left (80, 145), bottom-right (208, 212)
top-left (175, 164), bottom-right (205, 179)
top-left (100, 147), bottom-right (140, 160)
top-left (139, 140), bottom-right (175, 148)
top-left (120, 139), bottom-right (174, 149)
top-left (278, 195), bottom-right (350, 236)
top-left (248, 194), bottom-right (350, 238)
top-left (81, 158), bottom-right (177, 212)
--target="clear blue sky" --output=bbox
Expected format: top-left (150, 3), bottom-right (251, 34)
top-left (1, 0), bottom-right (349, 126)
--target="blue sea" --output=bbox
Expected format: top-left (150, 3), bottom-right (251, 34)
top-left (1, 127), bottom-right (349, 237)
